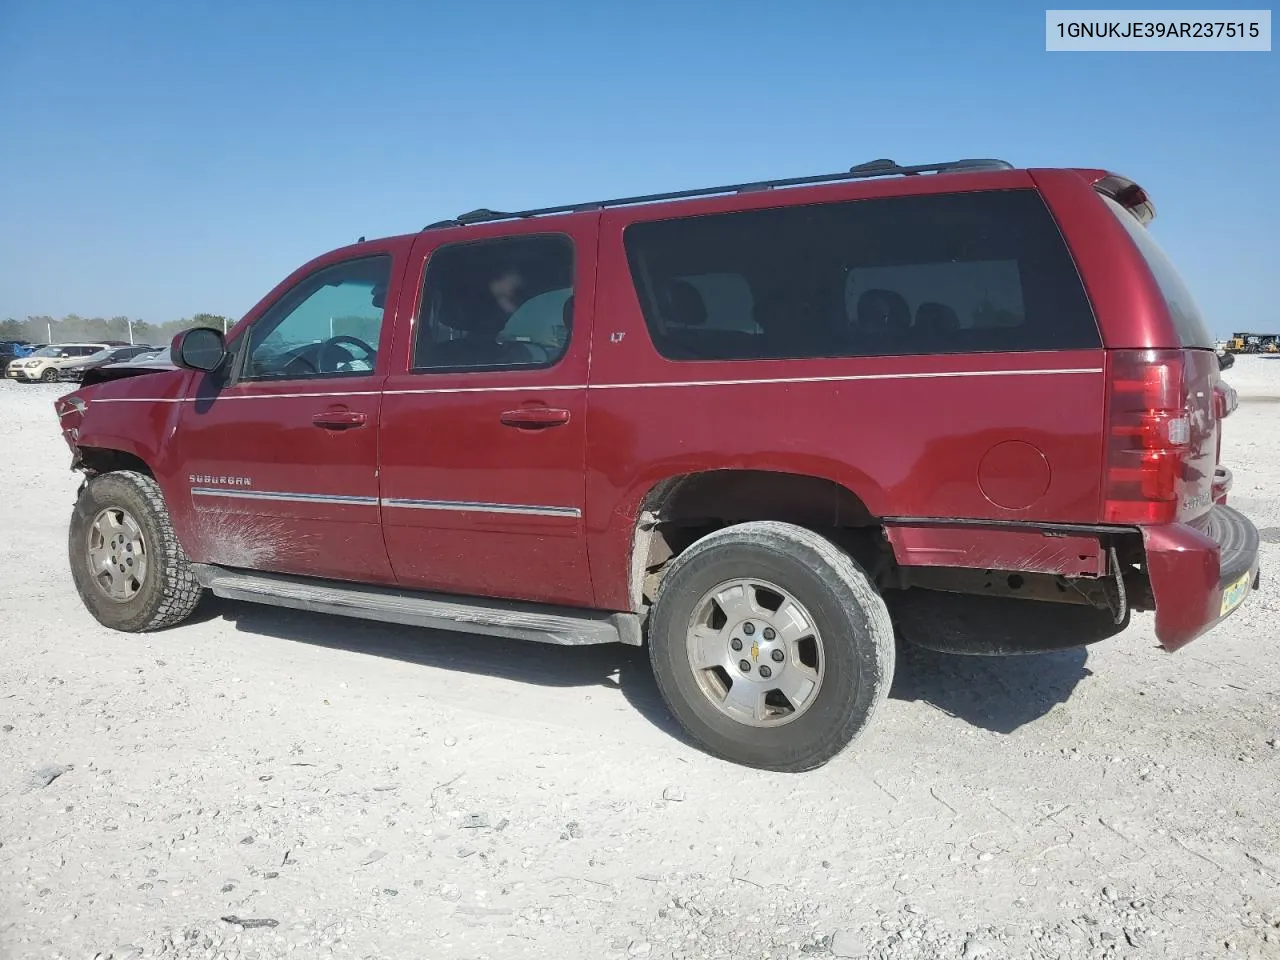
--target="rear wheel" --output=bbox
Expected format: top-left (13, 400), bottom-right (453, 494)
top-left (68, 470), bottom-right (203, 632)
top-left (647, 521), bottom-right (895, 772)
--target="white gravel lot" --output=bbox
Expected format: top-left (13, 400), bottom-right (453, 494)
top-left (1, 358), bottom-right (1278, 960)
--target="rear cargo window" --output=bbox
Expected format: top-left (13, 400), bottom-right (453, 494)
top-left (1100, 195), bottom-right (1214, 349)
top-left (623, 189), bottom-right (1101, 361)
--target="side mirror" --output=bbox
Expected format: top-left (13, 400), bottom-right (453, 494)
top-left (171, 327), bottom-right (227, 373)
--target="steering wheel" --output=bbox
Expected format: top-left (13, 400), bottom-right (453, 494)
top-left (316, 335), bottom-right (376, 374)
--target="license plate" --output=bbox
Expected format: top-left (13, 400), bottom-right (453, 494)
top-left (1220, 570), bottom-right (1253, 617)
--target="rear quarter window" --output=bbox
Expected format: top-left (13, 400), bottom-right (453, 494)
top-left (1100, 195), bottom-right (1215, 349)
top-left (623, 189), bottom-right (1101, 361)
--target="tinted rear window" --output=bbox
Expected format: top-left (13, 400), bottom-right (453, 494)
top-left (1100, 195), bottom-right (1214, 349)
top-left (623, 189), bottom-right (1100, 361)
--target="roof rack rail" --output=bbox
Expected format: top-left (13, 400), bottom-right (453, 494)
top-left (423, 158), bottom-right (1014, 230)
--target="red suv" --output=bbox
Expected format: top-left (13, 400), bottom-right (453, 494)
top-left (56, 158), bottom-right (1260, 771)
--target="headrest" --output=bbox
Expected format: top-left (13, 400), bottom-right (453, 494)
top-left (563, 294), bottom-right (574, 329)
top-left (661, 280), bottom-right (707, 327)
top-left (915, 301), bottom-right (960, 333)
top-left (434, 276), bottom-right (510, 334)
top-left (856, 288), bottom-right (911, 329)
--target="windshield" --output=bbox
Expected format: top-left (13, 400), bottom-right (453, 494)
top-left (31, 346), bottom-right (64, 358)
top-left (1101, 195), bottom-right (1214, 348)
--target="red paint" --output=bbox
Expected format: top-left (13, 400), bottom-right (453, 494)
top-left (376, 218), bottom-right (600, 608)
top-left (885, 525), bottom-right (1105, 577)
top-left (58, 163), bottom-right (1259, 651)
top-left (169, 382), bottom-right (391, 582)
top-left (1141, 522), bottom-right (1232, 651)
top-left (977, 441), bottom-right (1051, 510)
top-left (1028, 169), bottom-right (1175, 351)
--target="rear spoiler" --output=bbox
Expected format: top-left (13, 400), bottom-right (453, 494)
top-left (1091, 173), bottom-right (1156, 227)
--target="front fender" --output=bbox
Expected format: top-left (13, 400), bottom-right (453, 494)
top-left (59, 369), bottom-right (193, 537)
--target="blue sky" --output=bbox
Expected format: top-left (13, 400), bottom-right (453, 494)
top-left (1, 0), bottom-right (1275, 335)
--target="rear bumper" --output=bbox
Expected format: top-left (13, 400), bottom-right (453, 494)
top-left (1142, 505), bottom-right (1261, 651)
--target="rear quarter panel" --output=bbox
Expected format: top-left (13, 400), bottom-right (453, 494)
top-left (585, 178), bottom-right (1109, 610)
top-left (1038, 168), bottom-right (1221, 525)
top-left (1030, 168), bottom-right (1172, 350)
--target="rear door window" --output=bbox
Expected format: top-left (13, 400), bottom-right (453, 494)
top-left (623, 189), bottom-right (1101, 360)
top-left (412, 234), bottom-right (575, 372)
top-left (1099, 195), bottom-right (1214, 349)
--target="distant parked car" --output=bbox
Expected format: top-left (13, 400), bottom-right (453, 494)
top-left (108, 348), bottom-right (164, 364)
top-left (0, 341), bottom-right (33, 375)
top-left (58, 345), bottom-right (157, 383)
top-left (77, 348), bottom-right (176, 388)
top-left (6, 343), bottom-right (110, 383)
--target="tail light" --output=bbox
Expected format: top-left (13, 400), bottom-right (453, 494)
top-left (1213, 382), bottom-right (1237, 419)
top-left (1104, 349), bottom-right (1191, 524)
top-left (1211, 383), bottom-right (1236, 504)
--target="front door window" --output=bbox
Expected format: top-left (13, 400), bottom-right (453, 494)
top-left (240, 256), bottom-right (391, 381)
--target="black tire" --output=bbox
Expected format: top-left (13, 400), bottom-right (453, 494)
top-left (41, 368), bottom-right (58, 382)
top-left (68, 470), bottom-right (203, 632)
top-left (647, 521), bottom-right (895, 772)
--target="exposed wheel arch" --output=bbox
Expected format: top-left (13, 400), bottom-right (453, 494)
top-left (628, 469), bottom-right (882, 613)
top-left (74, 446), bottom-right (155, 480)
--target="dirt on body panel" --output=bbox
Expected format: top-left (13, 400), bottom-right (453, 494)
top-left (191, 508), bottom-right (303, 569)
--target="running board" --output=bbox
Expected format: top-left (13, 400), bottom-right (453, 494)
top-left (190, 564), bottom-right (642, 646)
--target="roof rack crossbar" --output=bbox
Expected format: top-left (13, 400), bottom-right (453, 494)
top-left (427, 158), bottom-right (1014, 229)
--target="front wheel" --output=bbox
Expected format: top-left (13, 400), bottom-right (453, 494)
top-left (647, 521), bottom-right (895, 772)
top-left (68, 470), bottom-right (204, 632)
top-left (40, 368), bottom-right (59, 382)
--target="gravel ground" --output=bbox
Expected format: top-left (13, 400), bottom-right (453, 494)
top-left (2, 359), bottom-right (1278, 960)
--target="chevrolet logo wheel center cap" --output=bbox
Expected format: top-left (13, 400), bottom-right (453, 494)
top-left (732, 619), bottom-right (784, 681)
